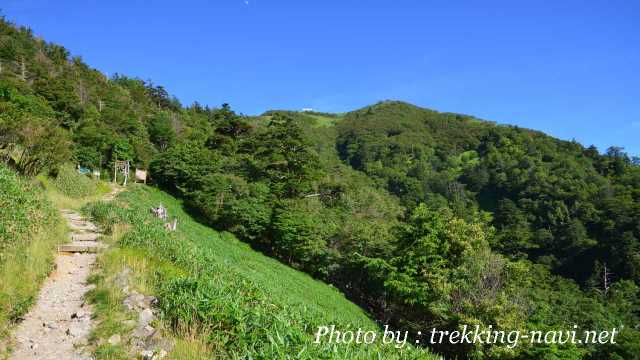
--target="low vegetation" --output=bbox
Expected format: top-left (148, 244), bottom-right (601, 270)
top-left (85, 224), bottom-right (188, 360)
top-left (83, 186), bottom-right (436, 359)
top-left (0, 165), bottom-right (63, 344)
top-left (52, 164), bottom-right (98, 198)
top-left (36, 168), bottom-right (111, 210)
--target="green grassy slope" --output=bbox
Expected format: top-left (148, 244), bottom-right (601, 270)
top-left (139, 187), bottom-right (369, 324)
top-left (303, 113), bottom-right (342, 127)
top-left (86, 185), bottom-right (436, 359)
top-left (0, 165), bottom-right (66, 345)
top-left (259, 110), bottom-right (344, 128)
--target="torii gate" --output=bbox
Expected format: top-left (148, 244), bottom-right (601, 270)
top-left (113, 160), bottom-right (130, 186)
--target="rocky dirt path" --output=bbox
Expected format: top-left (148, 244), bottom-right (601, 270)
top-left (9, 188), bottom-right (121, 360)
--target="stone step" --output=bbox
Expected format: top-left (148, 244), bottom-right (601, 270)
top-left (69, 217), bottom-right (88, 223)
top-left (60, 210), bottom-right (82, 217)
top-left (64, 214), bottom-right (84, 221)
top-left (68, 223), bottom-right (99, 232)
top-left (69, 221), bottom-right (94, 228)
top-left (72, 233), bottom-right (100, 241)
top-left (58, 244), bottom-right (100, 253)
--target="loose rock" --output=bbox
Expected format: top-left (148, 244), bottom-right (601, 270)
top-left (132, 324), bottom-right (155, 339)
top-left (66, 325), bottom-right (85, 338)
top-left (154, 349), bottom-right (168, 359)
top-left (108, 333), bottom-right (121, 345)
top-left (139, 308), bottom-right (154, 327)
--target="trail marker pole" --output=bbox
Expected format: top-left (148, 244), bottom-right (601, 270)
top-left (114, 160), bottom-right (130, 186)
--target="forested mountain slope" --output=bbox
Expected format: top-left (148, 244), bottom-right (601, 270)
top-left (336, 101), bottom-right (640, 285)
top-left (1, 17), bottom-right (639, 359)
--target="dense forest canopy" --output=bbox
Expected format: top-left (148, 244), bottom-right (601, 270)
top-left (1, 17), bottom-right (639, 359)
top-left (336, 101), bottom-right (640, 284)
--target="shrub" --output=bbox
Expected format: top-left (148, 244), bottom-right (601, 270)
top-left (82, 201), bottom-right (126, 233)
top-left (53, 164), bottom-right (97, 198)
top-left (0, 165), bottom-right (61, 337)
top-left (0, 165), bottom-right (56, 262)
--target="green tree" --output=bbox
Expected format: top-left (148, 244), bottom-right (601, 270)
top-left (148, 112), bottom-right (176, 151)
top-left (249, 114), bottom-right (321, 197)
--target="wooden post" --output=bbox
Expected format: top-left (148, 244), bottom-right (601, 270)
top-left (123, 165), bottom-right (128, 186)
top-left (123, 161), bottom-right (129, 186)
top-left (114, 160), bottom-right (130, 185)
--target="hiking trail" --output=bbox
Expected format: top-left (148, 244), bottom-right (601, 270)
top-left (9, 187), bottom-right (122, 360)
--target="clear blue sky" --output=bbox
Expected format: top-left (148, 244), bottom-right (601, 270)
top-left (2, 0), bottom-right (639, 155)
